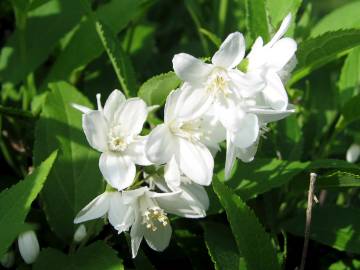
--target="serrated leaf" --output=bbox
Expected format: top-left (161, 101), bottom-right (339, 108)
top-left (0, 151), bottom-right (57, 256)
top-left (245, 0), bottom-right (270, 42)
top-left (213, 178), bottom-right (280, 270)
top-left (45, 0), bottom-right (142, 85)
top-left (291, 30), bottom-right (360, 84)
top-left (94, 21), bottom-right (137, 97)
top-left (318, 171), bottom-right (360, 188)
top-left (33, 81), bottom-right (103, 242)
top-left (34, 241), bottom-right (123, 270)
top-left (311, 1), bottom-right (360, 37)
top-left (203, 222), bottom-right (242, 270)
top-left (338, 47), bottom-right (360, 106)
top-left (0, 0), bottom-right (83, 84)
top-left (218, 159), bottom-right (310, 201)
top-left (138, 72), bottom-right (181, 106)
top-left (284, 206), bottom-right (360, 254)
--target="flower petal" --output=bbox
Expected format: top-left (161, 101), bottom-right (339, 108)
top-left (172, 53), bottom-right (213, 85)
top-left (72, 103), bottom-right (92, 114)
top-left (108, 193), bottom-right (131, 230)
top-left (164, 156), bottom-right (181, 190)
top-left (346, 144), bottom-right (360, 163)
top-left (146, 124), bottom-right (176, 164)
top-left (268, 13), bottom-right (292, 47)
top-left (249, 104), bottom-right (295, 123)
top-left (231, 113), bottom-right (259, 149)
top-left (116, 98), bottom-right (147, 136)
top-left (74, 192), bottom-right (111, 224)
top-left (82, 111), bottom-right (108, 152)
top-left (18, 231), bottom-right (40, 264)
top-left (176, 138), bottom-right (214, 186)
top-left (143, 220), bottom-right (172, 252)
top-left (262, 71), bottom-right (288, 111)
top-left (212, 32), bottom-right (245, 69)
top-left (236, 139), bottom-right (259, 163)
top-left (126, 136), bottom-right (152, 166)
top-left (103, 89), bottom-right (126, 123)
top-left (267, 38), bottom-right (297, 71)
top-left (225, 131), bottom-right (236, 180)
top-left (99, 153), bottom-right (136, 191)
top-left (130, 210), bottom-right (144, 258)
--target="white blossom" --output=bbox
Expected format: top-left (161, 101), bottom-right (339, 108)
top-left (346, 144), bottom-right (360, 163)
top-left (73, 224), bottom-right (87, 243)
top-left (18, 230), bottom-right (40, 264)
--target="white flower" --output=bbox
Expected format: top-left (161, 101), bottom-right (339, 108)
top-left (146, 85), bottom-right (221, 186)
top-left (73, 224), bottom-right (87, 243)
top-left (246, 13), bottom-right (297, 110)
top-left (18, 230), bottom-right (40, 264)
top-left (346, 144), bottom-right (360, 163)
top-left (119, 186), bottom-right (206, 258)
top-left (74, 191), bottom-right (131, 230)
top-left (78, 90), bottom-right (151, 190)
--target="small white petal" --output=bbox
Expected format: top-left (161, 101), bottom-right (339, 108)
top-left (146, 124), bottom-right (176, 164)
top-left (82, 111), bottom-right (109, 152)
top-left (116, 98), bottom-right (148, 136)
top-left (71, 103), bottom-right (92, 114)
top-left (262, 71), bottom-right (288, 111)
top-left (231, 114), bottom-right (259, 149)
top-left (212, 32), bottom-right (245, 69)
top-left (131, 211), bottom-right (144, 258)
top-left (249, 104), bottom-right (295, 123)
top-left (268, 13), bottom-right (292, 47)
top-left (236, 139), bottom-right (259, 163)
top-left (122, 187), bottom-right (148, 204)
top-left (164, 156), bottom-right (181, 190)
top-left (17, 230), bottom-right (40, 264)
top-left (172, 53), bottom-right (213, 85)
top-left (346, 144), bottom-right (360, 163)
top-left (176, 138), bottom-right (214, 186)
top-left (103, 89), bottom-right (126, 123)
top-left (108, 193), bottom-right (131, 230)
top-left (267, 38), bottom-right (297, 71)
top-left (74, 192), bottom-right (111, 224)
top-left (126, 136), bottom-right (152, 166)
top-left (99, 153), bottom-right (136, 191)
top-left (143, 221), bottom-right (172, 252)
top-left (225, 132), bottom-right (236, 180)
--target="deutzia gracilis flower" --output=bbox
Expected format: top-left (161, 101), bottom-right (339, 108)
top-left (119, 187), bottom-right (206, 258)
top-left (76, 90), bottom-right (151, 190)
top-left (346, 143), bottom-right (360, 163)
top-left (74, 191), bottom-right (130, 229)
top-left (246, 13), bottom-right (297, 110)
top-left (146, 85), bottom-right (223, 186)
top-left (73, 224), bottom-right (87, 243)
top-left (17, 230), bottom-right (40, 264)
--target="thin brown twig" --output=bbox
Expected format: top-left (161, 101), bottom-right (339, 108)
top-left (299, 172), bottom-right (318, 270)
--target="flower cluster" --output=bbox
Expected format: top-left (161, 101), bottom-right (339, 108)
top-left (73, 14), bottom-right (296, 257)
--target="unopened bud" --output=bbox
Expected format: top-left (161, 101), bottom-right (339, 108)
top-left (346, 144), bottom-right (360, 163)
top-left (1, 251), bottom-right (15, 268)
top-left (18, 230), bottom-right (40, 264)
top-left (73, 224), bottom-right (87, 242)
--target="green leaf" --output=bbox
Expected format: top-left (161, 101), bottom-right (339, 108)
top-left (138, 72), bottom-right (181, 106)
top-left (267, 0), bottom-right (302, 36)
top-left (0, 151), bottom-right (58, 256)
top-left (245, 0), bottom-right (270, 42)
top-left (338, 47), bottom-right (360, 106)
top-left (203, 222), bottom-right (243, 270)
top-left (317, 171), bottom-right (360, 189)
top-left (33, 81), bottom-right (103, 242)
top-left (218, 159), bottom-right (310, 201)
top-left (213, 178), bottom-right (280, 270)
top-left (341, 93), bottom-right (360, 127)
top-left (311, 1), bottom-right (360, 37)
top-left (285, 206), bottom-right (360, 254)
top-left (291, 30), bottom-right (360, 84)
top-left (45, 0), bottom-right (142, 85)
top-left (94, 21), bottom-right (137, 97)
top-left (0, 0), bottom-right (83, 84)
top-left (34, 241), bottom-right (123, 270)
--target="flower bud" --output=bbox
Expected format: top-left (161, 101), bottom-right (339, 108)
top-left (1, 251), bottom-right (15, 268)
top-left (73, 224), bottom-right (87, 242)
top-left (346, 144), bottom-right (360, 163)
top-left (18, 230), bottom-right (40, 264)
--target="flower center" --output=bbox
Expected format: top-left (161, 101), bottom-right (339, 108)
top-left (169, 120), bottom-right (202, 142)
top-left (206, 69), bottom-right (231, 96)
top-left (107, 125), bottom-right (130, 152)
top-left (143, 207), bottom-right (169, 231)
